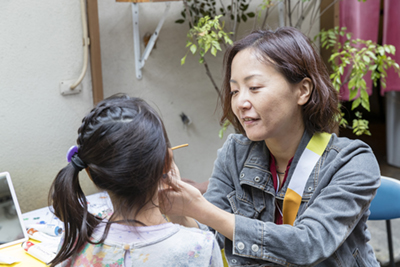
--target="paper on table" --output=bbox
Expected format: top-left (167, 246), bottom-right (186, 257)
top-left (22, 191), bottom-right (114, 229)
top-left (0, 253), bottom-right (21, 264)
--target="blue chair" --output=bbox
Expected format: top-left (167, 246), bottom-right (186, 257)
top-left (369, 176), bottom-right (400, 267)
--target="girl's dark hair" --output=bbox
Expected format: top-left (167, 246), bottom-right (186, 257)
top-left (49, 94), bottom-right (173, 266)
top-left (221, 27), bottom-right (340, 134)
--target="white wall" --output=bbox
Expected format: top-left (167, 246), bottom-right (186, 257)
top-left (0, 0), bottom-right (98, 212)
top-left (1, 0), bottom-right (318, 213)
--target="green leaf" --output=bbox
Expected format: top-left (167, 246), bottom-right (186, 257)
top-left (360, 89), bottom-right (369, 100)
top-left (224, 36), bottom-right (231, 44)
top-left (369, 64), bottom-right (377, 71)
top-left (390, 45), bottom-right (396, 54)
top-left (338, 66), bottom-right (344, 75)
top-left (361, 98), bottom-right (370, 112)
top-left (219, 128), bottom-right (224, 139)
top-left (348, 79), bottom-right (355, 90)
top-left (241, 4), bottom-right (249, 11)
top-left (377, 46), bottom-right (385, 56)
top-left (349, 87), bottom-right (358, 100)
top-left (213, 41), bottom-right (221, 51)
top-left (328, 31), bottom-right (336, 39)
top-left (190, 44), bottom-right (197, 54)
top-left (351, 97), bottom-right (361, 110)
top-left (365, 51), bottom-right (377, 60)
top-left (352, 119), bottom-right (370, 136)
top-left (181, 54), bottom-right (187, 65)
top-left (204, 42), bottom-right (211, 53)
top-left (175, 19), bottom-right (185, 24)
top-left (211, 46), bottom-right (217, 56)
top-left (247, 12), bottom-right (255, 18)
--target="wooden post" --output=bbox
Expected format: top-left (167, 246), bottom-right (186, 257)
top-left (87, 0), bottom-right (104, 105)
top-left (319, 0), bottom-right (340, 72)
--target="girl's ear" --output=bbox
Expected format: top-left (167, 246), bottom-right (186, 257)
top-left (297, 77), bottom-right (313, 106)
top-left (161, 155), bottom-right (182, 192)
top-left (160, 173), bottom-right (170, 189)
top-left (163, 148), bottom-right (173, 173)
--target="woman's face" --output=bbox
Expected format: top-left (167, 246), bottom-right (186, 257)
top-left (230, 48), bottom-right (309, 142)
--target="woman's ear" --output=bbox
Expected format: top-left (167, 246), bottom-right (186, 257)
top-left (297, 77), bottom-right (313, 106)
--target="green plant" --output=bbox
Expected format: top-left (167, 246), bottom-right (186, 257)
top-left (317, 26), bottom-right (400, 135)
top-left (180, 15), bottom-right (233, 97)
top-left (218, 119), bottom-right (231, 139)
top-left (181, 15), bottom-right (233, 65)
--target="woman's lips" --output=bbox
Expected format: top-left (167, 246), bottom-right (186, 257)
top-left (242, 117), bottom-right (259, 125)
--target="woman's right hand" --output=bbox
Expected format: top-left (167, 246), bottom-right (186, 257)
top-left (159, 160), bottom-right (235, 238)
top-left (158, 158), bottom-right (203, 227)
top-left (159, 177), bottom-right (203, 219)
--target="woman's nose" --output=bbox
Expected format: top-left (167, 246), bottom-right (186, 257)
top-left (236, 91), bottom-right (251, 110)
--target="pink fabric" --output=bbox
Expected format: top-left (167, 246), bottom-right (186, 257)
top-left (339, 0), bottom-right (380, 100)
top-left (382, 0), bottom-right (400, 95)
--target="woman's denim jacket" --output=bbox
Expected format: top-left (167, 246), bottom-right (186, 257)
top-left (199, 131), bottom-right (380, 267)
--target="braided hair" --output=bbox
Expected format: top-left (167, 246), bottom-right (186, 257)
top-left (49, 94), bottom-right (173, 266)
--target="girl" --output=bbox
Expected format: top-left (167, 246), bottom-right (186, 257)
top-left (49, 94), bottom-right (223, 267)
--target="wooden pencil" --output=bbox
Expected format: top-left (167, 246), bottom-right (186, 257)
top-left (171, 144), bottom-right (189, 150)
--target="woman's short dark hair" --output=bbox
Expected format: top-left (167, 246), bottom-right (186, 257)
top-left (220, 27), bottom-right (340, 134)
top-left (49, 94), bottom-right (173, 266)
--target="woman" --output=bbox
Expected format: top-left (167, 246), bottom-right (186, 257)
top-left (161, 27), bottom-right (380, 266)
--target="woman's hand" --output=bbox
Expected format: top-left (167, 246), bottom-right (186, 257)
top-left (158, 159), bottom-right (202, 228)
top-left (159, 159), bottom-right (235, 240)
top-left (181, 178), bottom-right (209, 194)
top-left (159, 177), bottom-right (203, 218)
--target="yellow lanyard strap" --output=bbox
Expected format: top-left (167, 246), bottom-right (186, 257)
top-left (283, 132), bottom-right (332, 225)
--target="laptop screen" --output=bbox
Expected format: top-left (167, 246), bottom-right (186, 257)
top-left (0, 172), bottom-right (29, 248)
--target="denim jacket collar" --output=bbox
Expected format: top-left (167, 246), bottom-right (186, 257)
top-left (240, 130), bottom-right (314, 200)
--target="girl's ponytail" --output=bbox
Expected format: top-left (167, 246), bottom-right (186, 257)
top-left (49, 163), bottom-right (100, 266)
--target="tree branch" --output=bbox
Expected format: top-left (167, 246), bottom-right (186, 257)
top-left (309, 0), bottom-right (340, 33)
top-left (203, 58), bottom-right (222, 99)
top-left (232, 0), bottom-right (238, 39)
top-left (295, 0), bottom-right (317, 30)
top-left (183, 0), bottom-right (194, 28)
top-left (287, 0), bottom-right (292, 27)
top-left (218, 0), bottom-right (227, 18)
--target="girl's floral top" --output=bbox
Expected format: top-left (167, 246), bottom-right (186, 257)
top-left (56, 221), bottom-right (223, 267)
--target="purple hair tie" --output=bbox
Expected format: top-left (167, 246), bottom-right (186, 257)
top-left (66, 145), bottom-right (79, 162)
top-left (66, 145), bottom-right (88, 171)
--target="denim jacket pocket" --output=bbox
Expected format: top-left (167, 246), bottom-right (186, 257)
top-left (227, 190), bottom-right (259, 219)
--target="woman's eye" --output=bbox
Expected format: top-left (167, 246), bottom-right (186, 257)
top-left (249, 87), bottom-right (259, 90)
top-left (230, 90), bottom-right (238, 96)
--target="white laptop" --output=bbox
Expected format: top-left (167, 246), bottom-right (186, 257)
top-left (0, 172), bottom-right (29, 248)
